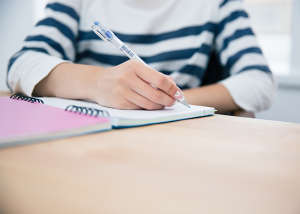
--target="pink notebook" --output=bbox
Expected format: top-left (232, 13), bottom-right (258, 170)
top-left (0, 96), bottom-right (111, 148)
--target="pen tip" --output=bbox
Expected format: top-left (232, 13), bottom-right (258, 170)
top-left (180, 100), bottom-right (190, 108)
top-left (177, 99), bottom-right (190, 108)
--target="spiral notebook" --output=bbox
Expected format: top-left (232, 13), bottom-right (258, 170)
top-left (40, 97), bottom-right (215, 128)
top-left (0, 94), bottom-right (215, 148)
top-left (0, 95), bottom-right (111, 148)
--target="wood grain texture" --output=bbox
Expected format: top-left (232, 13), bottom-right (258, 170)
top-left (1, 91), bottom-right (300, 214)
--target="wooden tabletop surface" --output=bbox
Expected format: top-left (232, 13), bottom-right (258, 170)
top-left (1, 91), bottom-right (300, 214)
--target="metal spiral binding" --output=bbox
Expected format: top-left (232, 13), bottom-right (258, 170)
top-left (10, 94), bottom-right (44, 104)
top-left (65, 105), bottom-right (110, 117)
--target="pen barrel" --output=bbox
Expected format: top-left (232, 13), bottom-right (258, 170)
top-left (132, 55), bottom-right (148, 66)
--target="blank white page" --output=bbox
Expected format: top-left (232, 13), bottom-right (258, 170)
top-left (41, 97), bottom-right (215, 120)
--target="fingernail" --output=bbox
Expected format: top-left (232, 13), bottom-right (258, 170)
top-left (174, 91), bottom-right (183, 99)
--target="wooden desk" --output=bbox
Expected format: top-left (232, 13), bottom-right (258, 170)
top-left (1, 91), bottom-right (300, 214)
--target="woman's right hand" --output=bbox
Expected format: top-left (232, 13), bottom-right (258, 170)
top-left (91, 60), bottom-right (184, 110)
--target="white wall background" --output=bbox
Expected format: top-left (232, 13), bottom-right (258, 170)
top-left (33, 0), bottom-right (48, 24)
top-left (0, 0), bottom-right (34, 91)
top-left (257, 85), bottom-right (300, 123)
top-left (0, 0), bottom-right (300, 123)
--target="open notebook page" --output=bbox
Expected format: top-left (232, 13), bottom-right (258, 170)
top-left (41, 97), bottom-right (215, 127)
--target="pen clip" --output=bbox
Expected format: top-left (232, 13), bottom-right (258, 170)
top-left (91, 24), bottom-right (115, 48)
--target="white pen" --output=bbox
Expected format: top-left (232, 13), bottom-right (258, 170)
top-left (91, 21), bottom-right (190, 108)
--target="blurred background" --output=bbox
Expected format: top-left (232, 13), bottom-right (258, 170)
top-left (0, 0), bottom-right (299, 123)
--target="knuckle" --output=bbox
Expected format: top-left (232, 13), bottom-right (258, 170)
top-left (116, 76), bottom-right (125, 85)
top-left (166, 75), bottom-right (174, 81)
top-left (145, 101), bottom-right (156, 110)
top-left (155, 75), bottom-right (167, 87)
top-left (150, 90), bottom-right (162, 102)
top-left (115, 99), bottom-right (129, 110)
top-left (166, 99), bottom-right (176, 107)
top-left (116, 71), bottom-right (130, 85)
top-left (124, 60), bottom-right (137, 71)
top-left (167, 83), bottom-right (175, 94)
top-left (112, 86), bottom-right (123, 96)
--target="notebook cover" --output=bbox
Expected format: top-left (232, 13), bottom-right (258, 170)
top-left (0, 96), bottom-right (111, 143)
top-left (40, 97), bottom-right (215, 128)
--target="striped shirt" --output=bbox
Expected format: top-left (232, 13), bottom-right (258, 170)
top-left (7, 0), bottom-right (276, 112)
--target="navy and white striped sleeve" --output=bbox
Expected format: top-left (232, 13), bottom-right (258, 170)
top-left (7, 0), bottom-right (81, 96)
top-left (216, 0), bottom-right (276, 112)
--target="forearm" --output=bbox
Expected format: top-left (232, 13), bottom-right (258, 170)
top-left (33, 60), bottom-right (181, 110)
top-left (33, 63), bottom-right (102, 100)
top-left (183, 84), bottom-right (241, 114)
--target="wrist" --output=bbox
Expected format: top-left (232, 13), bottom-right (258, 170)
top-left (85, 66), bottom-right (106, 102)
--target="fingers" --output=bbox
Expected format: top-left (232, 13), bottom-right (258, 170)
top-left (130, 75), bottom-right (176, 107)
top-left (115, 99), bottom-right (144, 110)
top-left (125, 89), bottom-right (165, 110)
top-left (132, 61), bottom-right (184, 100)
top-left (104, 60), bottom-right (181, 110)
top-left (166, 75), bottom-right (176, 85)
top-left (102, 93), bottom-right (143, 110)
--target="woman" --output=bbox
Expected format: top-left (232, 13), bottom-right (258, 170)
top-left (7, 0), bottom-right (276, 113)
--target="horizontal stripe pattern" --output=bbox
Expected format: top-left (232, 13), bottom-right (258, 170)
top-left (216, 16), bottom-right (251, 51)
top-left (150, 58), bottom-right (205, 74)
top-left (22, 41), bottom-right (66, 60)
top-left (221, 28), bottom-right (254, 52)
top-left (25, 35), bottom-right (69, 60)
top-left (226, 47), bottom-right (263, 71)
top-left (171, 71), bottom-right (202, 89)
top-left (218, 0), bottom-right (245, 22)
top-left (217, 11), bottom-right (249, 36)
top-left (7, 1), bottom-right (80, 75)
top-left (27, 25), bottom-right (75, 60)
top-left (8, 47), bottom-right (49, 72)
top-left (77, 44), bottom-right (211, 66)
top-left (45, 6), bottom-right (78, 35)
top-left (78, 23), bottom-right (217, 44)
top-left (36, 18), bottom-right (76, 47)
top-left (7, 0), bottom-right (272, 93)
top-left (221, 35), bottom-right (260, 64)
top-left (237, 65), bottom-right (271, 74)
top-left (46, 3), bottom-right (79, 22)
top-left (163, 65), bottom-right (205, 78)
top-left (77, 31), bottom-right (214, 58)
top-left (220, 0), bottom-right (242, 8)
top-left (230, 53), bottom-right (268, 75)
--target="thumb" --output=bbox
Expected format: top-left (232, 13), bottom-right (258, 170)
top-left (165, 75), bottom-right (176, 85)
